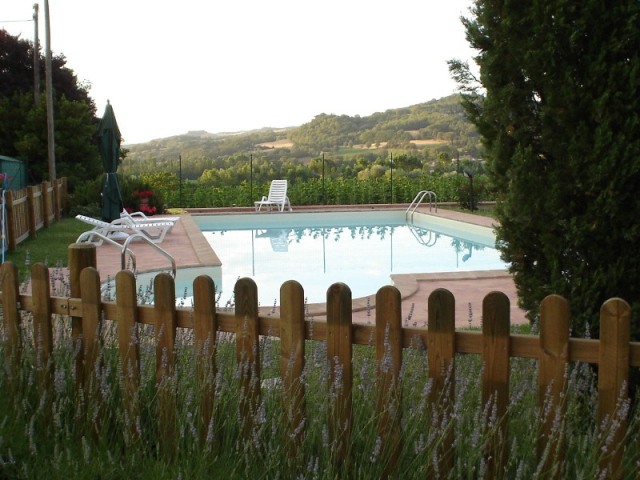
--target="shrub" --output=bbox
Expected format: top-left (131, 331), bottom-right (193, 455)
top-left (120, 176), bottom-right (165, 215)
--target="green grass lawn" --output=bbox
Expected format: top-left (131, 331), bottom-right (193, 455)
top-left (3, 217), bottom-right (88, 280)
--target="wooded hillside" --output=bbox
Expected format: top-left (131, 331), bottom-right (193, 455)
top-left (122, 95), bottom-right (480, 178)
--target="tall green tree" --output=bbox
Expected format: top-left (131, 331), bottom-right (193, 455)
top-left (0, 29), bottom-right (100, 189)
top-left (450, 1), bottom-right (640, 336)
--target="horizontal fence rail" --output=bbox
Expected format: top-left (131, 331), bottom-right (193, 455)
top-left (1, 178), bottom-right (67, 251)
top-left (0, 243), bottom-right (639, 477)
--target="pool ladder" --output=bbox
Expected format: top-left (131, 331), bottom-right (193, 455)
top-left (76, 231), bottom-right (176, 279)
top-left (406, 190), bottom-right (438, 222)
top-left (408, 225), bottom-right (438, 247)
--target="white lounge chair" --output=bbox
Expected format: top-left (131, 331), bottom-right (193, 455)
top-left (75, 214), bottom-right (174, 245)
top-left (254, 180), bottom-right (292, 212)
top-left (120, 208), bottom-right (181, 229)
top-left (256, 229), bottom-right (291, 252)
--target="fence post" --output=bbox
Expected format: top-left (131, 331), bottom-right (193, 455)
top-left (1, 262), bottom-right (22, 399)
top-left (193, 274), bottom-right (218, 446)
top-left (427, 288), bottom-right (456, 475)
top-left (481, 291), bottom-right (510, 479)
top-left (280, 280), bottom-right (306, 463)
top-left (41, 181), bottom-right (50, 227)
top-left (115, 270), bottom-right (141, 444)
top-left (537, 294), bottom-right (570, 478)
top-left (53, 178), bottom-right (61, 220)
top-left (31, 263), bottom-right (53, 409)
top-left (27, 186), bottom-right (37, 237)
top-left (326, 282), bottom-right (353, 471)
top-left (375, 285), bottom-right (403, 477)
top-left (154, 273), bottom-right (178, 459)
top-left (79, 267), bottom-right (104, 436)
top-left (69, 243), bottom-right (97, 391)
top-left (597, 298), bottom-right (631, 479)
top-left (59, 177), bottom-right (68, 212)
top-left (4, 190), bottom-right (17, 250)
top-left (235, 277), bottom-right (261, 443)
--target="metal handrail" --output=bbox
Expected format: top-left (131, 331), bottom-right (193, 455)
top-left (122, 233), bottom-right (176, 279)
top-left (406, 190), bottom-right (438, 222)
top-left (76, 230), bottom-right (137, 273)
top-left (76, 231), bottom-right (176, 279)
top-left (407, 224), bottom-right (438, 247)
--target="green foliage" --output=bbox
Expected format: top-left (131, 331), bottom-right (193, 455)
top-left (452, 1), bottom-right (640, 337)
top-left (120, 175), bottom-right (166, 215)
top-left (67, 175), bottom-right (103, 216)
top-left (117, 97), bottom-right (485, 214)
top-left (121, 140), bottom-right (492, 210)
top-left (289, 113), bottom-right (361, 150)
top-left (122, 95), bottom-right (482, 174)
top-left (0, 29), bottom-right (100, 191)
top-left (1, 311), bottom-right (638, 478)
top-left (141, 171), bottom-right (490, 209)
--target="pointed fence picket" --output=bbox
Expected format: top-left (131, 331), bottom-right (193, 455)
top-left (376, 285), bottom-right (403, 476)
top-left (537, 294), bottom-right (570, 477)
top-left (0, 242), bottom-right (639, 477)
top-left (426, 288), bottom-right (455, 475)
top-left (2, 178), bottom-right (67, 250)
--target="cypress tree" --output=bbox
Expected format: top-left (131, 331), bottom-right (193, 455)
top-left (451, 0), bottom-right (640, 337)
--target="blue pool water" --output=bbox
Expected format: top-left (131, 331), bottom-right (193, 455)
top-left (179, 210), bottom-right (508, 306)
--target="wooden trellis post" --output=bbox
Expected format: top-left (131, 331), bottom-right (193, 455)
top-left (193, 274), bottom-right (218, 446)
top-left (375, 285), bottom-right (403, 477)
top-left (326, 282), bottom-right (353, 470)
top-left (481, 291), bottom-right (510, 479)
top-left (537, 294), bottom-right (570, 478)
top-left (427, 288), bottom-right (456, 475)
top-left (115, 270), bottom-right (141, 445)
top-left (155, 273), bottom-right (178, 459)
top-left (280, 280), bottom-right (306, 461)
top-left (235, 277), bottom-right (261, 443)
top-left (597, 298), bottom-right (630, 479)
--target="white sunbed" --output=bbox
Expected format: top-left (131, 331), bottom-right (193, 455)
top-left (120, 208), bottom-right (181, 228)
top-left (254, 179), bottom-right (292, 212)
top-left (75, 214), bottom-right (174, 245)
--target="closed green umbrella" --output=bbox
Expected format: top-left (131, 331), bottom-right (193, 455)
top-left (98, 101), bottom-right (123, 222)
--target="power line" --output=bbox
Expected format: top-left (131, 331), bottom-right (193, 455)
top-left (0, 19), bottom-right (34, 23)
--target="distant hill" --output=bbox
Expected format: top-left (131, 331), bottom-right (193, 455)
top-left (123, 94), bottom-right (480, 168)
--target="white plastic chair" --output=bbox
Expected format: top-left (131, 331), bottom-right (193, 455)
top-left (255, 228), bottom-right (291, 252)
top-left (254, 180), bottom-right (292, 212)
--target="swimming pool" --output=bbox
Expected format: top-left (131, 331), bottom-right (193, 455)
top-left (184, 210), bottom-right (508, 306)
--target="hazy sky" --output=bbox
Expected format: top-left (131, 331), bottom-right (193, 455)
top-left (2, 1), bottom-right (476, 145)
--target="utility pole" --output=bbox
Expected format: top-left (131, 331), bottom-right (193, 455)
top-left (322, 152), bottom-right (325, 204)
top-left (179, 155), bottom-right (183, 208)
top-left (44, 0), bottom-right (56, 181)
top-left (390, 152), bottom-right (393, 204)
top-left (33, 4), bottom-right (40, 104)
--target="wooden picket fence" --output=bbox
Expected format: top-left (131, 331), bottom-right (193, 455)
top-left (1, 243), bottom-right (639, 478)
top-left (1, 178), bottom-right (67, 250)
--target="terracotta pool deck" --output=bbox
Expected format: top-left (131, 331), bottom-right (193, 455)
top-left (90, 205), bottom-right (527, 328)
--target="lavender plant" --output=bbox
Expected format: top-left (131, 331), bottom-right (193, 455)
top-left (1, 264), bottom-right (639, 478)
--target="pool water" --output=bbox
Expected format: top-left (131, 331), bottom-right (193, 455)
top-left (186, 210), bottom-right (507, 306)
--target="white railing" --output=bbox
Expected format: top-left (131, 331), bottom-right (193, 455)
top-left (76, 231), bottom-right (176, 278)
top-left (406, 190), bottom-right (437, 222)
